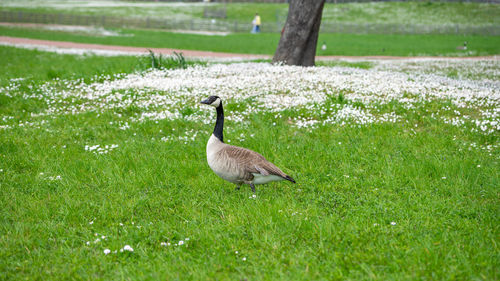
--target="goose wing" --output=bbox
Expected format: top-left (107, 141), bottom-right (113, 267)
top-left (222, 145), bottom-right (289, 179)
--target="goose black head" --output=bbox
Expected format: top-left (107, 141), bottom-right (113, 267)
top-left (201, 96), bottom-right (222, 108)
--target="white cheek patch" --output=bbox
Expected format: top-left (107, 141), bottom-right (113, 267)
top-left (211, 98), bottom-right (221, 107)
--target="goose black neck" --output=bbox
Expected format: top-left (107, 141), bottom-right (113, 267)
top-left (213, 104), bottom-right (224, 142)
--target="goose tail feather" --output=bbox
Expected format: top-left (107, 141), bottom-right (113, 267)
top-left (284, 175), bottom-right (296, 184)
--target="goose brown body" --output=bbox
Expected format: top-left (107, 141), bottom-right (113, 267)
top-left (207, 134), bottom-right (294, 185)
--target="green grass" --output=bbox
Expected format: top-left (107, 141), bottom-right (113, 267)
top-left (0, 46), bottom-right (203, 86)
top-left (0, 46), bottom-right (498, 280)
top-left (0, 46), bottom-right (140, 85)
top-left (1, 1), bottom-right (499, 27)
top-left (316, 60), bottom-right (374, 69)
top-left (321, 2), bottom-right (500, 26)
top-left (1, 25), bottom-right (499, 56)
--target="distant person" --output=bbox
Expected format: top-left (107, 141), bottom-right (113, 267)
top-left (253, 13), bottom-right (261, 33)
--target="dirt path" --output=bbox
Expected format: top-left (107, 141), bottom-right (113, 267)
top-left (0, 35), bottom-right (498, 61)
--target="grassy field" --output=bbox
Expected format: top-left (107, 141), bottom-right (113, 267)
top-left (0, 46), bottom-right (499, 280)
top-left (1, 0), bottom-right (499, 27)
top-left (0, 46), bottom-right (145, 85)
top-left (1, 25), bottom-right (499, 57)
top-left (0, 46), bottom-right (204, 86)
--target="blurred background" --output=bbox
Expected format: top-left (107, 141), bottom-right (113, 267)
top-left (0, 0), bottom-right (499, 57)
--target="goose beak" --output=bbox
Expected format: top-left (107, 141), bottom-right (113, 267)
top-left (200, 98), bottom-right (210, 105)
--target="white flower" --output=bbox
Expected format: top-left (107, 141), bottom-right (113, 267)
top-left (85, 241), bottom-right (90, 245)
top-left (185, 238), bottom-right (189, 241)
top-left (160, 242), bottom-right (167, 246)
top-left (442, 177), bottom-right (447, 180)
top-left (119, 223), bottom-right (124, 226)
top-left (391, 222), bottom-right (397, 225)
top-left (235, 251), bottom-right (238, 254)
top-left (89, 221), bottom-right (94, 225)
top-left (104, 249), bottom-right (111, 255)
top-left (477, 164), bottom-right (481, 167)
top-left (178, 240), bottom-right (184, 246)
top-left (122, 245), bottom-right (134, 252)
top-left (242, 257), bottom-right (247, 261)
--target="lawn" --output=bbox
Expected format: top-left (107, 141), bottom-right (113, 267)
top-left (1, 0), bottom-right (499, 27)
top-left (0, 46), bottom-right (143, 85)
top-left (0, 45), bottom-right (204, 86)
top-left (0, 46), bottom-right (498, 280)
top-left (1, 25), bottom-right (499, 57)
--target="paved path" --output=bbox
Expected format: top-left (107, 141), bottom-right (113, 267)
top-left (0, 36), bottom-right (498, 61)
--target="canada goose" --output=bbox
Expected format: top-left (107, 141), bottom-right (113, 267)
top-left (456, 41), bottom-right (468, 50)
top-left (200, 96), bottom-right (296, 193)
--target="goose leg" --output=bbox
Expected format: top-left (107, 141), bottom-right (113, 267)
top-left (250, 183), bottom-right (256, 193)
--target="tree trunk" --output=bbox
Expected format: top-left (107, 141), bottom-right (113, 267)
top-left (272, 0), bottom-right (326, 67)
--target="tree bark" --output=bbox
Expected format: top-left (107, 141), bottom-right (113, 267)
top-left (272, 0), bottom-right (326, 67)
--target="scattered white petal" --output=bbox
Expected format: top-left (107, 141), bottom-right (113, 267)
top-left (122, 245), bottom-right (134, 252)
